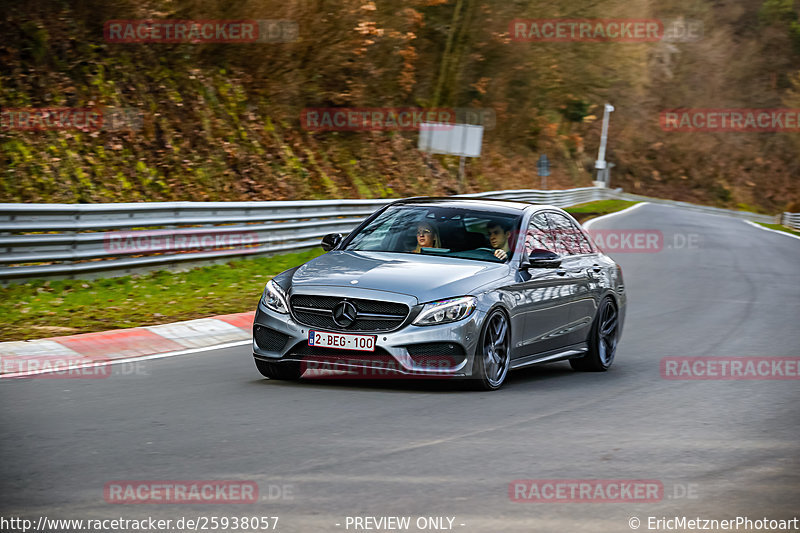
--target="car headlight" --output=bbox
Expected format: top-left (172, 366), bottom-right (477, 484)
top-left (412, 296), bottom-right (477, 326)
top-left (261, 280), bottom-right (289, 314)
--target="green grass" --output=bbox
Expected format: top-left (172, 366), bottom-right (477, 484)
top-left (754, 222), bottom-right (800, 237)
top-left (0, 248), bottom-right (324, 342)
top-left (564, 199), bottom-right (640, 224)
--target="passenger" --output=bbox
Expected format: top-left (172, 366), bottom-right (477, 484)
top-left (487, 221), bottom-right (512, 260)
top-left (414, 221), bottom-right (441, 253)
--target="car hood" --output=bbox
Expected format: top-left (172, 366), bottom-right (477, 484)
top-left (290, 251), bottom-right (506, 303)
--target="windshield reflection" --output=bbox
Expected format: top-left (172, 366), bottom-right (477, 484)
top-left (344, 205), bottom-right (522, 263)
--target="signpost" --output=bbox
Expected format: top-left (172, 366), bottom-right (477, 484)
top-left (537, 153), bottom-right (550, 189)
top-left (418, 123), bottom-right (484, 192)
top-left (594, 103), bottom-right (615, 187)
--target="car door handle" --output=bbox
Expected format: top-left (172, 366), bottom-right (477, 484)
top-left (591, 264), bottom-right (602, 273)
top-left (556, 268), bottom-right (567, 276)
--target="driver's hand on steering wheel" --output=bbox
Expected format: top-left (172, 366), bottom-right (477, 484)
top-left (494, 249), bottom-right (507, 260)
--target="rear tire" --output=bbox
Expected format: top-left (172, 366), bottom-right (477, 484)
top-left (570, 296), bottom-right (619, 372)
top-left (255, 358), bottom-right (303, 380)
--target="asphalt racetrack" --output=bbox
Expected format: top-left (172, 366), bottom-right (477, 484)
top-left (2, 203), bottom-right (798, 533)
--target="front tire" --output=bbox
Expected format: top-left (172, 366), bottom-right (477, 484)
top-left (470, 309), bottom-right (511, 390)
top-left (570, 296), bottom-right (619, 372)
top-left (255, 358), bottom-right (303, 380)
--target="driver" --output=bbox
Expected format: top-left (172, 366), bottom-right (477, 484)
top-left (487, 221), bottom-right (512, 260)
top-left (413, 221), bottom-right (441, 253)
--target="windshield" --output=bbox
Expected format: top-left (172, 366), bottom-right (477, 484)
top-left (344, 205), bottom-right (522, 263)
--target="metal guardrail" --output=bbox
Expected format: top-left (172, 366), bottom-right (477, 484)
top-left (0, 187), bottom-right (781, 283)
top-left (0, 199), bottom-right (391, 282)
top-left (781, 212), bottom-right (800, 231)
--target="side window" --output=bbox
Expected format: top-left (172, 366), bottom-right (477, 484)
top-left (545, 212), bottom-right (584, 256)
top-left (524, 213), bottom-right (555, 254)
top-left (574, 225), bottom-right (593, 254)
top-left (552, 213), bottom-right (594, 254)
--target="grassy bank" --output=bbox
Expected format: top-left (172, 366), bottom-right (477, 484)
top-left (754, 222), bottom-right (800, 238)
top-left (0, 249), bottom-right (324, 342)
top-left (564, 199), bottom-right (639, 224)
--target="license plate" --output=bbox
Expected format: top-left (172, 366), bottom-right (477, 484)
top-left (308, 330), bottom-right (376, 352)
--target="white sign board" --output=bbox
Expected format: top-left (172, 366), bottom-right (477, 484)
top-left (418, 123), bottom-right (483, 158)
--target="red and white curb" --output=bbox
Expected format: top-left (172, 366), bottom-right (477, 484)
top-left (0, 311), bottom-right (254, 378)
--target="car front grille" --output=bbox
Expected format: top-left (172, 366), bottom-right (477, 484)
top-left (253, 325), bottom-right (290, 352)
top-left (289, 294), bottom-right (409, 332)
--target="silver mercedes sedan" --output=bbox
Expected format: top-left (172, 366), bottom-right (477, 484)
top-left (252, 198), bottom-right (625, 390)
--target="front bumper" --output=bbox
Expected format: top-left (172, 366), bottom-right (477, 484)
top-left (252, 299), bottom-right (483, 378)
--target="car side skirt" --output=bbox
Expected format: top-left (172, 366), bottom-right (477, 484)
top-left (509, 343), bottom-right (589, 370)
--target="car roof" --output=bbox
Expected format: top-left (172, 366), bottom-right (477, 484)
top-left (391, 196), bottom-right (560, 215)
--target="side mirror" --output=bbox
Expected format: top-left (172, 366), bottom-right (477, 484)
top-left (321, 233), bottom-right (343, 252)
top-left (521, 249), bottom-right (561, 269)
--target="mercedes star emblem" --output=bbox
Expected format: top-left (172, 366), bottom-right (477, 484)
top-left (332, 300), bottom-right (358, 328)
